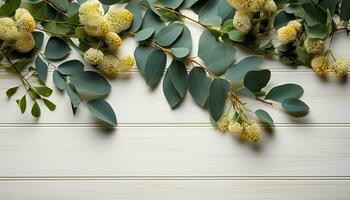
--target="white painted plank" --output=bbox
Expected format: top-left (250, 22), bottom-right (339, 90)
top-left (0, 180), bottom-right (349, 200)
top-left (0, 127), bottom-right (349, 176)
top-left (0, 71), bottom-right (349, 125)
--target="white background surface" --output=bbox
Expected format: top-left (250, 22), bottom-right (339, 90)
top-left (0, 10), bottom-right (350, 199)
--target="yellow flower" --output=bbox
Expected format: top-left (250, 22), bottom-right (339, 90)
top-left (217, 115), bottom-right (230, 132)
top-left (14, 31), bottom-right (35, 53)
top-left (304, 37), bottom-right (324, 54)
top-left (98, 54), bottom-right (119, 78)
top-left (105, 8), bottom-right (133, 33)
top-left (84, 48), bottom-right (104, 65)
top-left (232, 11), bottom-right (252, 34)
top-left (243, 121), bottom-right (260, 142)
top-left (14, 8), bottom-right (35, 32)
top-left (332, 59), bottom-right (348, 77)
top-left (79, 1), bottom-right (103, 25)
top-left (311, 55), bottom-right (329, 75)
top-left (0, 18), bottom-right (19, 42)
top-left (105, 32), bottom-right (122, 51)
top-left (277, 25), bottom-right (297, 44)
top-left (288, 20), bottom-right (302, 32)
top-left (228, 122), bottom-right (243, 136)
top-left (227, 0), bottom-right (263, 12)
top-left (263, 0), bottom-right (277, 13)
top-left (85, 16), bottom-right (111, 37)
top-left (118, 56), bottom-right (135, 72)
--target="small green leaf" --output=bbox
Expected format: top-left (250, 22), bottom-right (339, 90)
top-left (35, 87), bottom-right (53, 97)
top-left (244, 70), bottom-right (271, 93)
top-left (126, 0), bottom-right (143, 32)
top-left (31, 102), bottom-right (41, 118)
top-left (171, 47), bottom-right (190, 58)
top-left (65, 84), bottom-right (82, 108)
top-left (168, 60), bottom-right (188, 97)
top-left (18, 95), bottom-right (27, 114)
top-left (6, 86), bottom-right (19, 98)
top-left (255, 109), bottom-right (274, 125)
top-left (135, 28), bottom-right (154, 42)
top-left (282, 98), bottom-right (310, 117)
top-left (35, 56), bottom-right (48, 82)
top-left (87, 99), bottom-right (117, 126)
top-left (43, 98), bottom-right (56, 111)
top-left (265, 84), bottom-right (304, 102)
top-left (33, 31), bottom-right (44, 49)
top-left (156, 23), bottom-right (184, 46)
top-left (163, 70), bottom-right (183, 108)
top-left (58, 60), bottom-right (84, 75)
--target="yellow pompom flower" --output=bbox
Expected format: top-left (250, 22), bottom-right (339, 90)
top-left (228, 121), bottom-right (243, 136)
top-left (287, 20), bottom-right (302, 33)
top-left (79, 1), bottom-right (103, 25)
top-left (232, 11), bottom-right (252, 34)
top-left (14, 8), bottom-right (35, 32)
top-left (243, 122), bottom-right (260, 143)
top-left (311, 55), bottom-right (329, 75)
top-left (227, 0), bottom-right (263, 12)
top-left (105, 32), bottom-right (122, 51)
top-left (217, 115), bottom-right (230, 132)
top-left (332, 59), bottom-right (348, 77)
top-left (105, 8), bottom-right (133, 33)
top-left (14, 31), bottom-right (35, 53)
top-left (98, 54), bottom-right (119, 78)
top-left (263, 0), bottom-right (277, 13)
top-left (119, 56), bottom-right (135, 72)
top-left (84, 48), bottom-right (104, 65)
top-left (85, 16), bottom-right (111, 37)
top-left (0, 18), bottom-right (19, 42)
top-left (277, 25), bottom-right (297, 44)
top-left (304, 37), bottom-right (324, 54)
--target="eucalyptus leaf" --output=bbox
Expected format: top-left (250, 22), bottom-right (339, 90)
top-left (265, 84), bottom-right (304, 102)
top-left (188, 67), bottom-right (212, 107)
top-left (282, 98), bottom-right (310, 117)
top-left (156, 23), bottom-right (184, 46)
top-left (44, 37), bottom-right (71, 60)
top-left (144, 49), bottom-right (167, 87)
top-left (244, 70), bottom-right (271, 93)
top-left (35, 56), bottom-right (48, 82)
top-left (255, 109), bottom-right (274, 125)
top-left (225, 56), bottom-right (262, 81)
top-left (208, 78), bottom-right (230, 121)
top-left (58, 60), bottom-right (84, 75)
top-left (70, 71), bottom-right (111, 99)
top-left (87, 99), bottom-right (117, 126)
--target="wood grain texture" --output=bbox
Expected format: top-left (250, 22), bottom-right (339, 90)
top-left (0, 126), bottom-right (349, 177)
top-left (0, 180), bottom-right (349, 200)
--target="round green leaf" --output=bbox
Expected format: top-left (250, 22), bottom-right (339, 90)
top-left (58, 60), bottom-right (84, 75)
top-left (155, 23), bottom-right (184, 46)
top-left (171, 47), bottom-right (190, 58)
top-left (87, 99), bottom-right (117, 126)
top-left (70, 71), bottom-right (111, 99)
top-left (134, 45), bottom-right (157, 75)
top-left (168, 60), bottom-right (188, 97)
top-left (265, 84), bottom-right (304, 102)
top-left (53, 71), bottom-right (66, 90)
top-left (282, 98), bottom-right (310, 117)
top-left (44, 37), bottom-right (71, 60)
top-left (244, 70), bottom-right (271, 93)
top-left (255, 109), bottom-right (274, 125)
top-left (31, 102), bottom-right (41, 118)
top-left (163, 70), bottom-right (183, 108)
top-left (171, 25), bottom-right (192, 57)
top-left (135, 28), bottom-right (154, 42)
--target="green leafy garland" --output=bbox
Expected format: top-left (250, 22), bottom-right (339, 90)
top-left (1, 0), bottom-right (348, 142)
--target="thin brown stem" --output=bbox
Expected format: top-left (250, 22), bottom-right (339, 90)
top-left (43, 0), bottom-right (69, 17)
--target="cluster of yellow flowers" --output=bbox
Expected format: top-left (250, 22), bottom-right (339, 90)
top-left (277, 19), bottom-right (348, 77)
top-left (0, 8), bottom-right (36, 53)
top-left (228, 0), bottom-right (277, 34)
top-left (277, 20), bottom-right (302, 45)
top-left (79, 1), bottom-right (135, 78)
top-left (217, 115), bottom-right (261, 143)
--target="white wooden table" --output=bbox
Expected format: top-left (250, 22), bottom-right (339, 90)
top-left (0, 12), bottom-right (349, 199)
